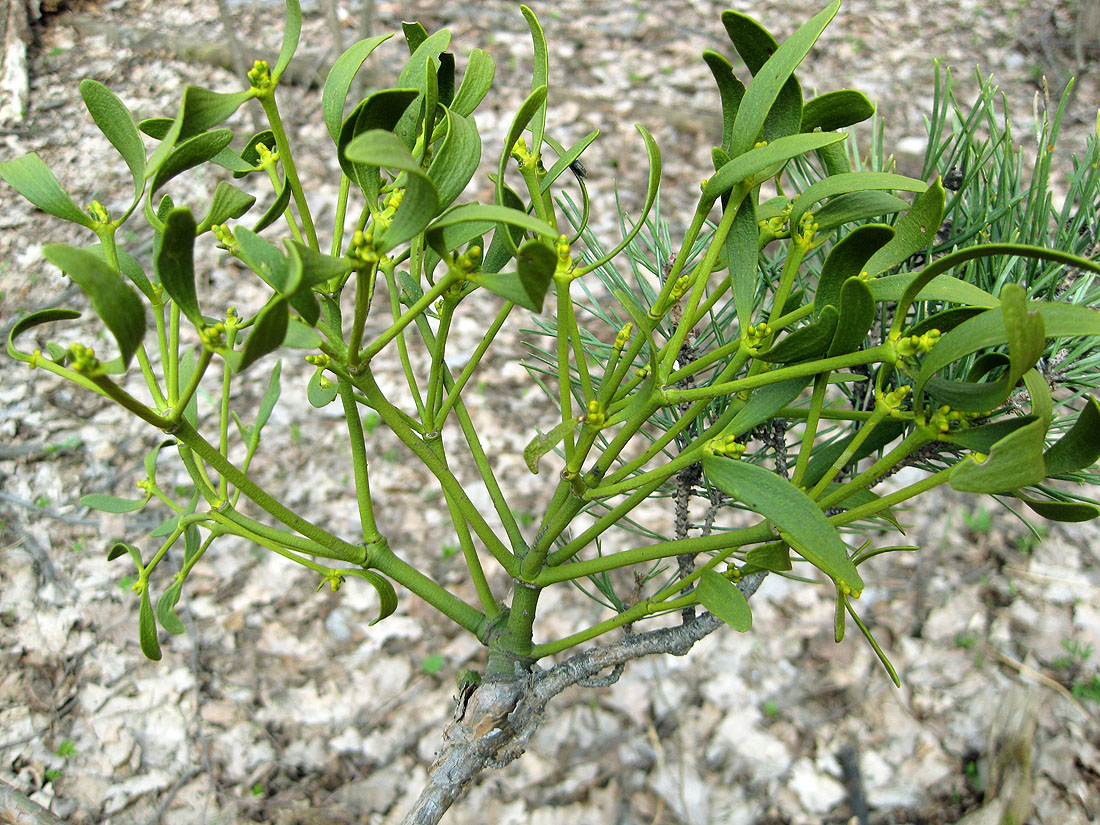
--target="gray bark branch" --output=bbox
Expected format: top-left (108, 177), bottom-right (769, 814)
top-left (400, 571), bottom-right (767, 825)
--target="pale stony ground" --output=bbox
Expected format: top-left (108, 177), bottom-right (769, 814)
top-left (1, 1), bottom-right (1099, 824)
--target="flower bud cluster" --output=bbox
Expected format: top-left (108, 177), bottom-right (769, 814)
top-left (349, 230), bottom-right (380, 267)
top-left (924, 404), bottom-right (985, 435)
top-left (879, 384), bottom-right (911, 416)
top-left (795, 211), bottom-right (819, 246)
top-left (669, 273), bottom-right (692, 302)
top-left (254, 142), bottom-right (278, 168)
top-left (758, 204), bottom-right (791, 236)
top-left (584, 399), bottom-right (606, 427)
top-left (456, 245), bottom-right (482, 273)
top-left (895, 328), bottom-right (941, 358)
top-left (247, 59), bottom-right (273, 92)
top-left (706, 434), bottom-right (747, 459)
top-left (199, 321), bottom-right (227, 349)
top-left (68, 343), bottom-right (100, 374)
top-left (211, 223), bottom-right (239, 254)
top-left (510, 136), bottom-right (535, 168)
top-left (743, 321), bottom-right (771, 350)
top-left (305, 353), bottom-right (330, 368)
top-left (87, 200), bottom-right (110, 225)
top-left (613, 322), bottom-right (634, 351)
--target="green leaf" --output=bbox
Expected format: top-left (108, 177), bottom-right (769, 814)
top-left (756, 305), bottom-right (838, 363)
top-left (721, 9), bottom-right (804, 151)
top-left (273, 0), bottom-right (302, 82)
top-left (426, 202), bottom-right (557, 260)
top-left (150, 128), bottom-right (235, 196)
top-left (146, 87), bottom-right (254, 177)
top-left (1044, 396), bottom-right (1100, 476)
top-left (703, 455), bottom-right (863, 594)
top-left (253, 360), bottom-right (282, 436)
top-left (426, 106), bottom-right (481, 212)
top-left (725, 197), bottom-right (759, 331)
top-left (703, 131), bottom-right (846, 202)
top-left (541, 129), bottom-right (599, 193)
top-left (283, 318), bottom-right (322, 348)
top-left (252, 178), bottom-right (292, 233)
top-left (156, 208), bottom-right (203, 328)
top-left (524, 417), bottom-right (579, 473)
top-left (138, 587), bottom-right (162, 660)
top-left (696, 569), bottom-right (752, 631)
top-left (827, 277), bottom-right (875, 356)
top-left (307, 368), bottom-right (338, 407)
top-left (813, 191), bottom-right (910, 234)
top-left (862, 181), bottom-right (946, 277)
top-left (816, 224), bottom-right (895, 314)
top-left (234, 130), bottom-right (277, 178)
top-left (156, 581), bottom-right (186, 635)
top-left (344, 129), bottom-right (440, 252)
top-left (183, 524), bottom-right (201, 566)
top-left (144, 438), bottom-right (177, 481)
top-left (869, 273), bottom-right (998, 309)
top-left (713, 376), bottom-right (810, 441)
top-left (322, 34), bottom-right (392, 142)
top-left (394, 29), bottom-right (452, 146)
top-left (915, 281), bottom-right (1100, 410)
top-left (702, 50), bottom-right (745, 152)
top-left (197, 181), bottom-right (256, 234)
top-left (943, 416), bottom-right (1037, 453)
top-left (950, 416), bottom-right (1048, 493)
top-left (801, 89), bottom-right (875, 132)
top-left (481, 182), bottom-right (527, 273)
top-left (337, 89), bottom-right (421, 199)
top-left (578, 125), bottom-right (662, 273)
top-left (1017, 496), bottom-right (1100, 522)
top-left (790, 173), bottom-right (926, 236)
top-left (0, 153), bottom-right (95, 227)
top-left (107, 540), bottom-right (141, 563)
top-left (236, 228), bottom-right (290, 293)
top-left (285, 240), bottom-right (353, 292)
top-left (520, 4), bottom-right (549, 153)
top-left (725, 1), bottom-right (838, 156)
top-left (80, 79), bottom-right (145, 196)
top-left (239, 297), bottom-right (289, 371)
top-left (470, 239), bottom-right (556, 312)
top-left (402, 21), bottom-right (428, 52)
top-left (42, 244), bottom-right (145, 367)
top-left (81, 493), bottom-right (149, 513)
top-left (452, 49), bottom-right (495, 117)
top-left (745, 543), bottom-right (793, 572)
top-left (344, 568), bottom-right (398, 625)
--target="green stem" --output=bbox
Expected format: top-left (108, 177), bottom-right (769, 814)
top-left (807, 405), bottom-right (889, 499)
top-left (172, 419), bottom-right (365, 563)
top-left (368, 539), bottom-right (488, 638)
top-left (331, 175), bottom-right (352, 258)
top-left (259, 92), bottom-right (319, 251)
top-left (338, 380), bottom-right (381, 542)
top-left (791, 373), bottom-right (829, 487)
top-left (347, 260), bottom-right (378, 370)
top-left (169, 347), bottom-right (214, 424)
top-left (817, 427), bottom-right (930, 511)
top-left (666, 344), bottom-right (893, 405)
top-left (436, 301), bottom-right (513, 421)
top-left (347, 367), bottom-right (518, 575)
top-left (359, 271), bottom-right (459, 364)
top-left (830, 464), bottom-right (953, 526)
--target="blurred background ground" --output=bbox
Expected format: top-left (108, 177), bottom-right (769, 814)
top-left (1, 1), bottom-right (1099, 824)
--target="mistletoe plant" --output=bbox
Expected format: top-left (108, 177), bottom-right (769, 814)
top-left (4, 1), bottom-right (1100, 822)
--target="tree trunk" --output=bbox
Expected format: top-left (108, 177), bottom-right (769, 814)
top-left (0, 0), bottom-right (34, 123)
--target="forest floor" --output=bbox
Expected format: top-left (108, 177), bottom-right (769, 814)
top-left (1, 1), bottom-right (1099, 824)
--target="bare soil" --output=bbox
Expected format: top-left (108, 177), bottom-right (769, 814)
top-left (2, 2), bottom-right (1099, 824)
